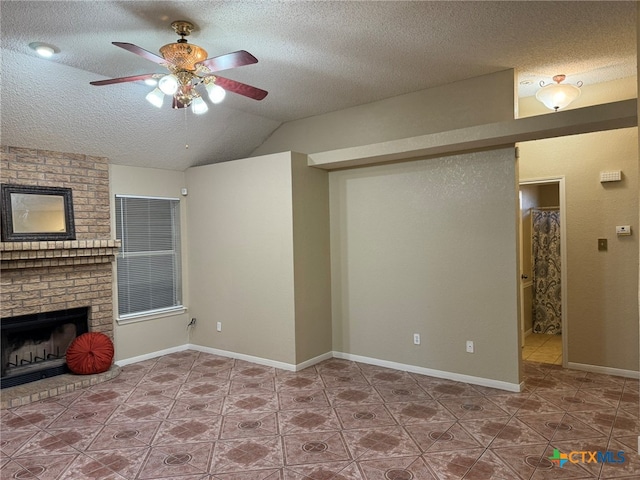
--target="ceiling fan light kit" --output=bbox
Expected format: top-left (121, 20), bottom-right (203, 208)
top-left (190, 95), bottom-right (209, 115)
top-left (90, 20), bottom-right (267, 115)
top-left (206, 82), bottom-right (226, 104)
top-left (158, 74), bottom-right (180, 95)
top-left (535, 74), bottom-right (582, 111)
top-left (145, 88), bottom-right (165, 108)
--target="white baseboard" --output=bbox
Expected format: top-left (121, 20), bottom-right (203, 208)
top-left (118, 344), bottom-right (586, 392)
top-left (114, 344), bottom-right (190, 367)
top-left (566, 362), bottom-right (640, 379)
top-left (187, 345), bottom-right (333, 372)
top-left (333, 351), bottom-right (523, 392)
top-left (188, 344), bottom-right (297, 371)
top-left (296, 351), bottom-right (334, 371)
top-left (115, 343), bottom-right (332, 372)
top-left (524, 328), bottom-right (532, 337)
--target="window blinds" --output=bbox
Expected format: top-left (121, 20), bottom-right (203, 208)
top-left (115, 196), bottom-right (182, 319)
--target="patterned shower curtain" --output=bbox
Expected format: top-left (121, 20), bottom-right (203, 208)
top-left (532, 209), bottom-right (562, 335)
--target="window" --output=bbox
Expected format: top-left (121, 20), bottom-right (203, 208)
top-left (115, 195), bottom-right (182, 320)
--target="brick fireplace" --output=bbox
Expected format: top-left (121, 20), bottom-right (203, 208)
top-left (1, 146), bottom-right (120, 397)
top-left (1, 240), bottom-right (119, 332)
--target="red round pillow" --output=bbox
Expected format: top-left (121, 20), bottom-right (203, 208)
top-left (66, 332), bottom-right (114, 375)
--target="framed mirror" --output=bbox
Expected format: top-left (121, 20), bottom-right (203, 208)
top-left (1, 184), bottom-right (76, 241)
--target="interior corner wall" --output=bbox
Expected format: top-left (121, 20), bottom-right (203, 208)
top-left (329, 147), bottom-right (521, 384)
top-left (252, 69), bottom-right (515, 157)
top-left (185, 153), bottom-right (297, 365)
top-left (519, 128), bottom-right (639, 372)
top-left (109, 164), bottom-right (190, 361)
top-left (291, 153), bottom-right (332, 363)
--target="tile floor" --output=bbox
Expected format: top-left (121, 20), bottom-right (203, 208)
top-left (1, 351), bottom-right (638, 479)
top-left (522, 334), bottom-right (563, 366)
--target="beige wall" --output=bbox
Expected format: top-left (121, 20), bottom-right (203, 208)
top-left (519, 128), bottom-right (639, 371)
top-left (253, 70), bottom-right (516, 157)
top-left (291, 153), bottom-right (332, 363)
top-left (538, 184), bottom-right (560, 207)
top-left (109, 164), bottom-right (190, 361)
top-left (185, 153), bottom-right (298, 364)
top-left (185, 152), bottom-right (333, 366)
top-left (330, 147), bottom-right (521, 384)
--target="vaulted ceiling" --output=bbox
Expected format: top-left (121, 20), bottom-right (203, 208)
top-left (1, 1), bottom-right (636, 171)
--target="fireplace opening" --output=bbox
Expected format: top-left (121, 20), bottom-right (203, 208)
top-left (1, 307), bottom-right (89, 389)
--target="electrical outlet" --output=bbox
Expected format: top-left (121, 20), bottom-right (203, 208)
top-left (466, 340), bottom-right (474, 353)
top-left (413, 333), bottom-right (421, 345)
top-left (216, 322), bottom-right (222, 332)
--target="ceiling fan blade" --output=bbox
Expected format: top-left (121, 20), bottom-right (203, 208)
top-left (90, 73), bottom-right (157, 86)
top-left (112, 42), bottom-right (171, 66)
top-left (214, 76), bottom-right (268, 101)
top-left (197, 50), bottom-right (258, 73)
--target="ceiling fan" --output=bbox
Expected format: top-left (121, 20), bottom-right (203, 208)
top-left (90, 20), bottom-right (267, 114)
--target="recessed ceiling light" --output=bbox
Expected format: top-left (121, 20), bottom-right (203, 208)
top-left (28, 42), bottom-right (57, 58)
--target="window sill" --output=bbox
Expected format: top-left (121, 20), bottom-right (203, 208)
top-left (116, 306), bottom-right (187, 325)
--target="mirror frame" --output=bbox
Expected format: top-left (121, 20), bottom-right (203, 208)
top-left (1, 184), bottom-right (76, 242)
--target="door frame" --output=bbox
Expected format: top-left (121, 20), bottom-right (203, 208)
top-left (519, 176), bottom-right (568, 367)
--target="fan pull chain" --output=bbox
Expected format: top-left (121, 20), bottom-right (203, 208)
top-left (184, 105), bottom-right (189, 149)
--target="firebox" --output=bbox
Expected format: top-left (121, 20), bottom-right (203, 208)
top-left (1, 307), bottom-right (89, 388)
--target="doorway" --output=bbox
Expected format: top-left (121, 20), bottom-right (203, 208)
top-left (519, 178), bottom-right (567, 366)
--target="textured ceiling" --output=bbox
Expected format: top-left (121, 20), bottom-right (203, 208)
top-left (1, 1), bottom-right (636, 171)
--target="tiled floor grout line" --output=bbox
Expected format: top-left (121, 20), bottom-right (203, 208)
top-left (345, 360), bottom-right (542, 480)
top-left (488, 387), bottom-right (544, 480)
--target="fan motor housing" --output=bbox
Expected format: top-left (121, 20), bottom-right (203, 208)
top-left (160, 42), bottom-right (208, 71)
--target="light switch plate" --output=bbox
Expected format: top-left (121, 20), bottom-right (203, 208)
top-left (598, 239), bottom-right (608, 251)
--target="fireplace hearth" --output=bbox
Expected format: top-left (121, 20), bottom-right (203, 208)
top-left (1, 307), bottom-right (89, 388)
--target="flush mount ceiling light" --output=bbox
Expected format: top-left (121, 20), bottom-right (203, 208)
top-left (90, 20), bottom-right (267, 115)
top-left (535, 74), bottom-right (583, 111)
top-left (29, 42), bottom-right (57, 58)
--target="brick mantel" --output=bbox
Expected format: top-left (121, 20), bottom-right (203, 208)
top-left (1, 239), bottom-right (120, 270)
